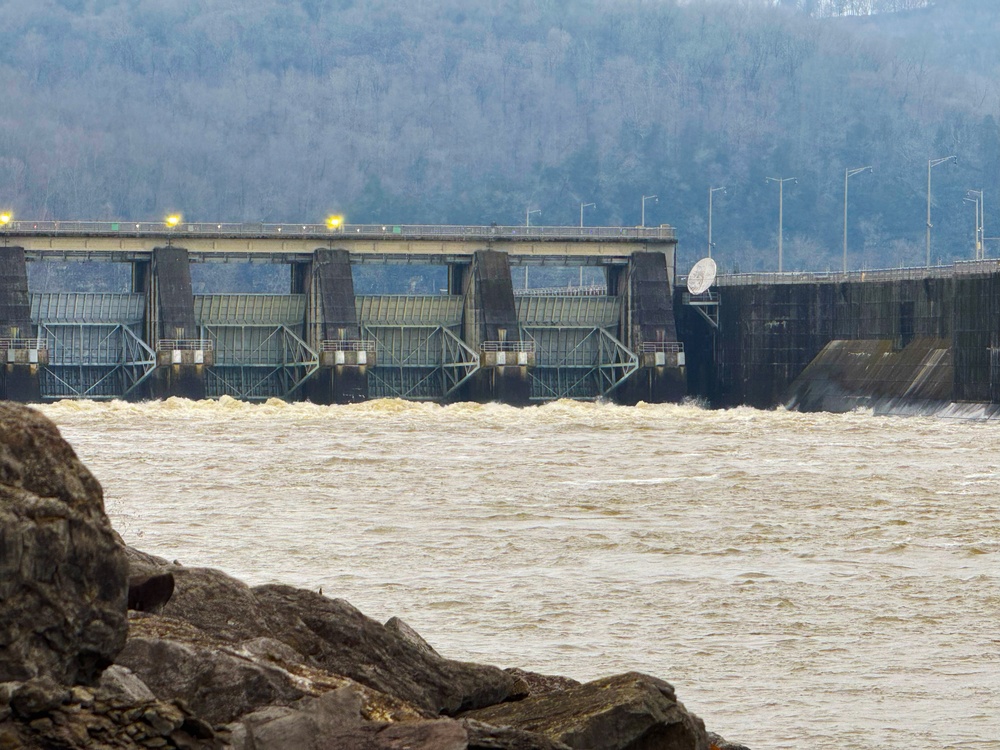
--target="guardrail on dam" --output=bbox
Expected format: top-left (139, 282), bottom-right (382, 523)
top-left (0, 222), bottom-right (685, 404)
top-left (677, 260), bottom-right (1000, 415)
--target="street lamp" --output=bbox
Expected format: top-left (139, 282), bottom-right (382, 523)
top-left (843, 166), bottom-right (872, 273)
top-left (766, 177), bottom-right (796, 272)
top-left (0, 211), bottom-right (10, 247)
top-left (526, 208), bottom-right (541, 227)
top-left (326, 215), bottom-right (344, 230)
top-left (927, 155), bottom-right (957, 267)
top-left (965, 189), bottom-right (984, 259)
top-left (580, 202), bottom-right (596, 228)
top-left (165, 214), bottom-right (181, 228)
top-left (708, 187), bottom-right (726, 258)
top-left (641, 195), bottom-right (658, 227)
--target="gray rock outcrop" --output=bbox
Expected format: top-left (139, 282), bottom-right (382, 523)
top-left (0, 675), bottom-right (223, 749)
top-left (0, 402), bottom-right (129, 686)
top-left (463, 671), bottom-right (710, 750)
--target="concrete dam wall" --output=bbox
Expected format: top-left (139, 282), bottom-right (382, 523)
top-left (678, 265), bottom-right (1000, 415)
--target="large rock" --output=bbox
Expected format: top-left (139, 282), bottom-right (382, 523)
top-left (118, 629), bottom-right (307, 724)
top-left (464, 671), bottom-right (710, 750)
top-left (252, 584), bottom-right (529, 715)
top-left (141, 566), bottom-right (528, 716)
top-left (0, 403), bottom-right (128, 686)
top-left (229, 683), bottom-right (468, 750)
top-left (117, 611), bottom-right (430, 726)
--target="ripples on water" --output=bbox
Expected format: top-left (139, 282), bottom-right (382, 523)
top-left (38, 397), bottom-right (1000, 750)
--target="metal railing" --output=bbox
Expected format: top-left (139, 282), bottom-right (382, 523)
top-left (679, 260), bottom-right (1000, 288)
top-left (3, 220), bottom-right (676, 242)
top-left (320, 340), bottom-right (377, 353)
top-left (156, 339), bottom-right (213, 351)
top-left (515, 284), bottom-right (609, 297)
top-left (481, 341), bottom-right (537, 353)
top-left (0, 337), bottom-right (45, 350)
top-left (682, 291), bottom-right (718, 303)
top-left (639, 342), bottom-right (684, 353)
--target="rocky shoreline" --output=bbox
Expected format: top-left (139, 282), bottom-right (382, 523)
top-left (0, 402), bottom-right (749, 750)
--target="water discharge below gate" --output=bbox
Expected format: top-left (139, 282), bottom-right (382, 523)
top-left (38, 398), bottom-right (1000, 750)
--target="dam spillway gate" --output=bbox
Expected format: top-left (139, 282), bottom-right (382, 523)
top-left (0, 223), bottom-right (685, 404)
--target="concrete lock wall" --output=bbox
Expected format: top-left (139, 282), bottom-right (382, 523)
top-left (679, 272), bottom-right (1000, 413)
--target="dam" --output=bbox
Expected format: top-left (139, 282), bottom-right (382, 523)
top-left (0, 221), bottom-right (684, 404)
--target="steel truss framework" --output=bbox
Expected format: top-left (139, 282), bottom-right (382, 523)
top-left (520, 326), bottom-right (638, 401)
top-left (200, 325), bottom-right (318, 400)
top-left (361, 324), bottom-right (479, 400)
top-left (38, 323), bottom-right (155, 400)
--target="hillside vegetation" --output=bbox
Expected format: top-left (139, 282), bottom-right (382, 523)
top-left (1, 0), bottom-right (999, 272)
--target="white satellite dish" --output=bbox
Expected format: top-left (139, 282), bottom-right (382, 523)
top-left (687, 257), bottom-right (717, 295)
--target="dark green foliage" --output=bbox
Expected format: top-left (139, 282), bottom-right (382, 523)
top-left (0, 0), bottom-right (994, 277)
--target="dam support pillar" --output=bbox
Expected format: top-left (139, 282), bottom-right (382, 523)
top-left (461, 250), bottom-right (531, 404)
top-left (616, 251), bottom-right (685, 404)
top-left (0, 247), bottom-right (43, 402)
top-left (146, 247), bottom-right (209, 400)
top-left (304, 249), bottom-right (368, 404)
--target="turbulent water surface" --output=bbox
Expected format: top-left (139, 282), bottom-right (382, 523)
top-left (38, 398), bottom-right (1000, 750)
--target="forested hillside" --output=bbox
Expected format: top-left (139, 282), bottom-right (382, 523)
top-left (2, 0), bottom-right (999, 272)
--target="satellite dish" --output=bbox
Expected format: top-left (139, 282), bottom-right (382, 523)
top-left (687, 257), bottom-right (717, 295)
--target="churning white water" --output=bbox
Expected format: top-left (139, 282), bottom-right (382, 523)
top-left (37, 398), bottom-right (1000, 750)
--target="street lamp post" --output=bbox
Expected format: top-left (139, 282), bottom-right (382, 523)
top-left (965, 189), bottom-right (984, 259)
top-left (843, 166), bottom-right (872, 273)
top-left (766, 177), bottom-right (796, 272)
top-left (927, 155), bottom-right (957, 267)
top-left (580, 202), bottom-right (596, 228)
top-left (708, 186), bottom-right (726, 259)
top-left (641, 195), bottom-right (658, 227)
top-left (526, 208), bottom-right (541, 227)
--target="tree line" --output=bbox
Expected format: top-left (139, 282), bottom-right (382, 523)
top-left (1, 0), bottom-right (999, 275)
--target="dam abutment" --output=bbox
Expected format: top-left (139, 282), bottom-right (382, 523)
top-left (681, 266), bottom-right (1000, 414)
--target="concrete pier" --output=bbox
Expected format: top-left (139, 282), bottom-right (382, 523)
top-left (0, 247), bottom-right (42, 401)
top-left (616, 251), bottom-right (685, 405)
top-left (461, 250), bottom-right (531, 404)
top-left (147, 247), bottom-right (206, 400)
top-left (305, 248), bottom-right (367, 404)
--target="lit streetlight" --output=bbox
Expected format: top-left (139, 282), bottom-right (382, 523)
top-left (580, 202), bottom-right (596, 228)
top-left (165, 214), bottom-right (182, 228)
top-left (641, 195), bottom-right (658, 227)
top-left (766, 177), bottom-right (796, 272)
top-left (843, 166), bottom-right (872, 273)
top-left (926, 155), bottom-right (957, 267)
top-left (526, 208), bottom-right (541, 227)
top-left (0, 211), bottom-right (11, 227)
top-left (326, 215), bottom-right (344, 230)
top-left (708, 186), bottom-right (726, 258)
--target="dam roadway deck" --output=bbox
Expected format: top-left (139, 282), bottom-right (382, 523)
top-left (4, 221), bottom-right (674, 264)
